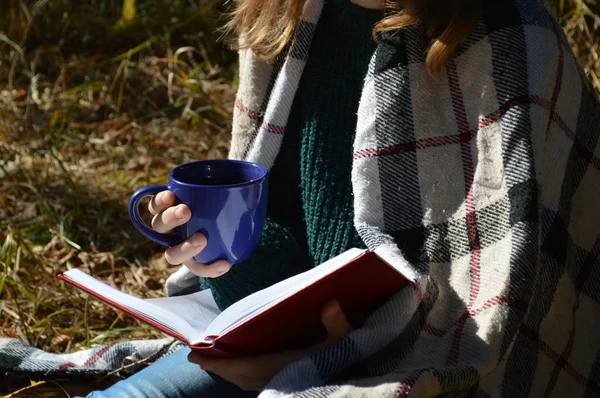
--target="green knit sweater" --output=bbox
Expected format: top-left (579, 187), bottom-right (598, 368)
top-left (202, 0), bottom-right (380, 310)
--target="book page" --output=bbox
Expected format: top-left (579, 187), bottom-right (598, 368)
top-left (61, 269), bottom-right (206, 343)
top-left (145, 290), bottom-right (220, 339)
top-left (205, 248), bottom-right (365, 337)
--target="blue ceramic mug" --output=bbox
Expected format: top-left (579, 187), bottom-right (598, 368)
top-left (128, 159), bottom-right (268, 265)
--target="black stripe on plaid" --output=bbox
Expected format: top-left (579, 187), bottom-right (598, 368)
top-left (482, 0), bottom-right (524, 35)
top-left (389, 227), bottom-right (429, 273)
top-left (388, 180), bottom-right (533, 271)
top-left (454, 17), bottom-right (488, 59)
top-left (543, 235), bottom-right (600, 397)
top-left (243, 20), bottom-right (319, 154)
top-left (296, 385), bottom-right (341, 398)
top-left (497, 155), bottom-right (538, 362)
top-left (483, 1), bottom-right (530, 104)
top-left (395, 368), bottom-right (428, 398)
top-left (502, 251), bottom-right (563, 397)
top-left (260, 49), bottom-right (287, 114)
top-left (578, 250), bottom-right (600, 303)
top-left (583, 351), bottom-right (600, 398)
top-left (373, 57), bottom-right (423, 231)
top-left (356, 224), bottom-right (393, 251)
top-left (310, 336), bottom-right (363, 382)
top-left (432, 365), bottom-right (480, 394)
top-left (374, 31), bottom-right (409, 75)
top-left (404, 25), bottom-right (427, 65)
top-left (0, 340), bottom-right (26, 372)
top-left (543, 86), bottom-right (600, 264)
top-left (289, 20), bottom-right (318, 61)
top-left (485, 2), bottom-right (546, 389)
top-left (357, 281), bottom-right (439, 377)
top-left (558, 214), bottom-right (600, 303)
top-left (571, 81), bottom-right (600, 165)
top-left (498, 328), bottom-right (543, 397)
top-left (514, 0), bottom-right (557, 30)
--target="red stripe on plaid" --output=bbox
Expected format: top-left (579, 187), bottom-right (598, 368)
top-left (423, 296), bottom-right (527, 338)
top-left (409, 280), bottom-right (423, 300)
top-left (235, 99), bottom-right (261, 122)
top-left (469, 296), bottom-right (527, 317)
top-left (520, 324), bottom-right (600, 394)
top-left (424, 323), bottom-right (445, 337)
top-left (548, 26), bottom-right (564, 125)
top-left (58, 361), bottom-right (76, 371)
top-left (82, 344), bottom-right (114, 368)
top-left (235, 99), bottom-right (285, 135)
top-left (549, 105), bottom-right (600, 170)
top-left (261, 123), bottom-right (285, 134)
top-left (525, 96), bottom-right (600, 170)
top-left (352, 95), bottom-right (600, 170)
top-left (445, 59), bottom-right (482, 366)
top-left (446, 310), bottom-right (468, 364)
top-left (396, 369), bottom-right (427, 398)
top-left (543, 235), bottom-right (600, 397)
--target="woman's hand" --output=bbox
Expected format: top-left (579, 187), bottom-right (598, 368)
top-left (188, 299), bottom-right (353, 391)
top-left (148, 191), bottom-right (231, 277)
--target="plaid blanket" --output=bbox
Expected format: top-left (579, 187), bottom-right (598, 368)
top-left (2, 0), bottom-right (599, 396)
top-left (226, 0), bottom-right (600, 396)
top-left (0, 338), bottom-right (180, 377)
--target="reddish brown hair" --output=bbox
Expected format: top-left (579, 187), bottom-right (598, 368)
top-left (224, 0), bottom-right (481, 77)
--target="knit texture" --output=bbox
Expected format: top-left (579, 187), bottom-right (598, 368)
top-left (201, 0), bottom-right (378, 309)
top-left (271, 0), bottom-right (379, 265)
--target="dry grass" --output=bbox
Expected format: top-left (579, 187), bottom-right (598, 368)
top-left (549, 0), bottom-right (600, 92)
top-left (1, 0), bottom-right (236, 395)
top-left (0, 0), bottom-right (599, 396)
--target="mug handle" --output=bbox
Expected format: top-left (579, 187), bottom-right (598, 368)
top-left (128, 185), bottom-right (181, 247)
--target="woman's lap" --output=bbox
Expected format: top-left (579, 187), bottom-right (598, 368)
top-left (83, 347), bottom-right (259, 398)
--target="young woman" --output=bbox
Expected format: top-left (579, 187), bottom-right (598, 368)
top-left (86, 0), bottom-right (600, 396)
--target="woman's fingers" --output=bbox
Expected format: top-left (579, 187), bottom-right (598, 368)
top-left (163, 233), bottom-right (207, 264)
top-left (164, 233), bottom-right (230, 277)
top-left (148, 191), bottom-right (176, 216)
top-left (318, 299), bottom-right (353, 347)
top-left (147, 191), bottom-right (229, 278)
top-left (183, 257), bottom-right (231, 278)
top-left (151, 204), bottom-right (191, 233)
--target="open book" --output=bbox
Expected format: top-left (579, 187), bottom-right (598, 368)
top-left (59, 248), bottom-right (409, 357)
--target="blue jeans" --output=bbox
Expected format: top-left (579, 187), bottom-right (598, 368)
top-left (84, 347), bottom-right (259, 398)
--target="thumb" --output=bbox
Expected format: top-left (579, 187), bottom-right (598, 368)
top-left (320, 299), bottom-right (352, 343)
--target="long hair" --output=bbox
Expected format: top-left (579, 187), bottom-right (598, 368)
top-left (223, 0), bottom-right (482, 78)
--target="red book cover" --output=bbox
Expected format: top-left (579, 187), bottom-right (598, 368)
top-left (59, 251), bottom-right (409, 357)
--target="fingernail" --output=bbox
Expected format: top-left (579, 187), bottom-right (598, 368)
top-left (175, 205), bottom-right (186, 219)
top-left (326, 300), bottom-right (340, 316)
top-left (191, 236), bottom-right (203, 248)
top-left (217, 263), bottom-right (230, 273)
